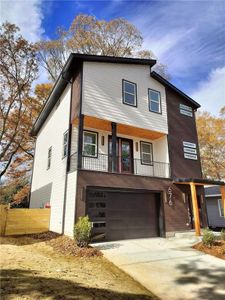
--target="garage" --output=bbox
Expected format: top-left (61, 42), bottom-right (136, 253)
top-left (86, 188), bottom-right (164, 241)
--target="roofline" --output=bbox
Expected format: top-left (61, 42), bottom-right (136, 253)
top-left (31, 53), bottom-right (156, 136)
top-left (151, 71), bottom-right (201, 109)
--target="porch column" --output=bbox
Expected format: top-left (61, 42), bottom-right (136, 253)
top-left (220, 185), bottom-right (225, 218)
top-left (111, 122), bottom-right (117, 172)
top-left (190, 183), bottom-right (201, 236)
top-left (77, 114), bottom-right (84, 169)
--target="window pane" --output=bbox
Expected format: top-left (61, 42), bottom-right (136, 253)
top-left (124, 81), bottom-right (135, 94)
top-left (84, 132), bottom-right (96, 144)
top-left (84, 144), bottom-right (96, 156)
top-left (142, 143), bottom-right (151, 154)
top-left (150, 101), bottom-right (160, 113)
top-left (219, 199), bottom-right (224, 216)
top-left (124, 92), bottom-right (135, 105)
top-left (150, 90), bottom-right (159, 102)
top-left (64, 132), bottom-right (68, 144)
top-left (142, 153), bottom-right (152, 164)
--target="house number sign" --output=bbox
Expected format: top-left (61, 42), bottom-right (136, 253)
top-left (167, 187), bottom-right (173, 206)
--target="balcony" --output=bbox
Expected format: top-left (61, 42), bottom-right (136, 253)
top-left (69, 152), bottom-right (170, 179)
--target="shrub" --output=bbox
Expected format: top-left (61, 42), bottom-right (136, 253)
top-left (221, 229), bottom-right (225, 241)
top-left (202, 228), bottom-right (216, 247)
top-left (74, 216), bottom-right (92, 248)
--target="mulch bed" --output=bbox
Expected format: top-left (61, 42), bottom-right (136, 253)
top-left (193, 240), bottom-right (225, 260)
top-left (27, 231), bottom-right (102, 258)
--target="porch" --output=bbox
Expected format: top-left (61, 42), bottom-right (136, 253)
top-left (70, 152), bottom-right (170, 178)
top-left (70, 115), bottom-right (170, 178)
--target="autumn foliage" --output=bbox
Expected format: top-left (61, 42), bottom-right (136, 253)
top-left (196, 110), bottom-right (225, 180)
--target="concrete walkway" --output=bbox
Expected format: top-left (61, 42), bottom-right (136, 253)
top-left (92, 235), bottom-right (225, 300)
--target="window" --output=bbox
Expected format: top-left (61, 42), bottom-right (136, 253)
top-left (47, 147), bottom-right (52, 169)
top-left (218, 199), bottom-right (224, 217)
top-left (62, 131), bottom-right (69, 158)
top-left (122, 79), bottom-right (137, 107)
top-left (140, 142), bottom-right (153, 165)
top-left (83, 131), bottom-right (98, 157)
top-left (149, 89), bottom-right (161, 113)
top-left (179, 104), bottom-right (193, 117)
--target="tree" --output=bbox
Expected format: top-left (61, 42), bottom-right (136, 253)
top-left (196, 110), bottom-right (225, 180)
top-left (36, 14), bottom-right (169, 82)
top-left (0, 22), bottom-right (41, 181)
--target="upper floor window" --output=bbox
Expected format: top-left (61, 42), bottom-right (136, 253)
top-left (83, 131), bottom-right (98, 157)
top-left (149, 89), bottom-right (161, 114)
top-left (47, 147), bottom-right (52, 169)
top-left (140, 141), bottom-right (153, 165)
top-left (218, 199), bottom-right (224, 217)
top-left (122, 79), bottom-right (137, 107)
top-left (180, 104), bottom-right (193, 117)
top-left (62, 131), bottom-right (69, 158)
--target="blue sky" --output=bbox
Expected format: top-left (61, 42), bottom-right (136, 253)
top-left (1, 0), bottom-right (225, 115)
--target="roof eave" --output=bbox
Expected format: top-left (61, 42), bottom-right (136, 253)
top-left (151, 71), bottom-right (201, 109)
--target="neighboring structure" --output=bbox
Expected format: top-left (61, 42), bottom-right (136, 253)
top-left (205, 186), bottom-right (225, 229)
top-left (29, 53), bottom-right (224, 241)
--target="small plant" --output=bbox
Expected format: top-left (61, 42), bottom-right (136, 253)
top-left (202, 228), bottom-right (216, 247)
top-left (220, 229), bottom-right (225, 241)
top-left (74, 216), bottom-right (92, 248)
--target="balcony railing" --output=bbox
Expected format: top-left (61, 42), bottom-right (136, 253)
top-left (69, 152), bottom-right (170, 178)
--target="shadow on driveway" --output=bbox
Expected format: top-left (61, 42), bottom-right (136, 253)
top-left (175, 259), bottom-right (225, 300)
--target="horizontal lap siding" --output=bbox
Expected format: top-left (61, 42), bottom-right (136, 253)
top-left (206, 198), bottom-right (225, 227)
top-left (64, 171), bottom-right (78, 237)
top-left (82, 62), bottom-right (168, 134)
top-left (30, 85), bottom-right (71, 233)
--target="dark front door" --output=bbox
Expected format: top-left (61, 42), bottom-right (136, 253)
top-left (109, 137), bottom-right (133, 173)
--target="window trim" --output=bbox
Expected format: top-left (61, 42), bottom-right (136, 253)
top-left (83, 130), bottom-right (98, 158)
top-left (47, 146), bottom-right (52, 170)
top-left (148, 88), bottom-right (162, 114)
top-left (218, 199), bottom-right (224, 217)
top-left (140, 141), bottom-right (153, 165)
top-left (62, 130), bottom-right (69, 159)
top-left (122, 79), bottom-right (137, 107)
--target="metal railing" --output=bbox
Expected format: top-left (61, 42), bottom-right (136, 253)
top-left (69, 152), bottom-right (170, 178)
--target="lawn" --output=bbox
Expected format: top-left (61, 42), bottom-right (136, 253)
top-left (0, 233), bottom-right (158, 300)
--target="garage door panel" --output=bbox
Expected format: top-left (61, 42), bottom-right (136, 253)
top-left (87, 189), bottom-right (160, 241)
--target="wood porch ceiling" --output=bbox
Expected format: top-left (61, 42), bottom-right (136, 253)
top-left (73, 115), bottom-right (166, 140)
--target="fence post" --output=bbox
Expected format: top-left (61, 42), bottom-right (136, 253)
top-left (0, 205), bottom-right (9, 236)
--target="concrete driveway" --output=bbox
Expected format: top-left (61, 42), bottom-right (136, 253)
top-left (92, 235), bottom-right (225, 300)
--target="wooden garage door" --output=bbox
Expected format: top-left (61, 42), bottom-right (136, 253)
top-left (87, 189), bottom-right (160, 241)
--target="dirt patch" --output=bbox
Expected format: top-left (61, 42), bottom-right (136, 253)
top-left (0, 234), bottom-right (158, 300)
top-left (193, 240), bottom-right (225, 260)
top-left (28, 232), bottom-right (101, 258)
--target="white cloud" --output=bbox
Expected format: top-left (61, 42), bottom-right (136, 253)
top-left (191, 67), bottom-right (225, 115)
top-left (1, 0), bottom-right (44, 42)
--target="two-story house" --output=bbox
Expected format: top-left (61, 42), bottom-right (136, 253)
top-left (30, 54), bottom-right (221, 241)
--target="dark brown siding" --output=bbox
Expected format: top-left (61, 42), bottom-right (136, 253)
top-left (76, 170), bottom-right (205, 233)
top-left (166, 88), bottom-right (202, 178)
top-left (71, 66), bottom-right (82, 122)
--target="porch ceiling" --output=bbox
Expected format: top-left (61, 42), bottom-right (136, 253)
top-left (73, 115), bottom-right (166, 140)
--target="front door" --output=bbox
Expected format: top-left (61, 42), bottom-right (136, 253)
top-left (109, 137), bottom-right (133, 173)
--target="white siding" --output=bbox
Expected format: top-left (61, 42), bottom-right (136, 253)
top-left (64, 171), bottom-right (77, 237)
top-left (82, 127), bottom-right (170, 178)
top-left (82, 62), bottom-right (168, 134)
top-left (30, 85), bottom-right (71, 233)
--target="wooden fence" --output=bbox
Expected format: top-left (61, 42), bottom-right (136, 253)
top-left (0, 205), bottom-right (50, 236)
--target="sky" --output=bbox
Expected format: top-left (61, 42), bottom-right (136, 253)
top-left (1, 0), bottom-right (225, 115)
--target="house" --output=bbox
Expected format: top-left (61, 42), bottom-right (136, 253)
top-left (205, 186), bottom-right (225, 229)
top-left (29, 54), bottom-right (225, 241)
